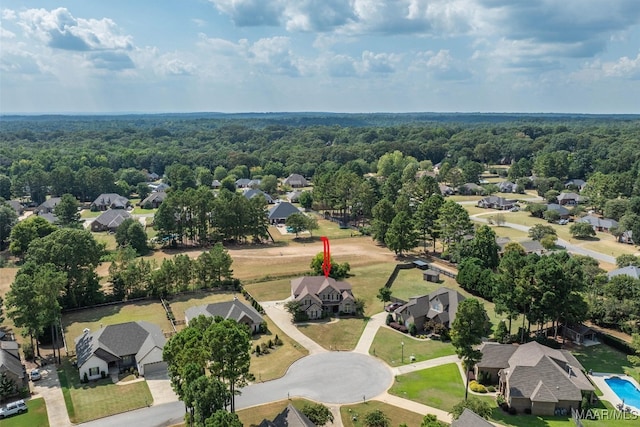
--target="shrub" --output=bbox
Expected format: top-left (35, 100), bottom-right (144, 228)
top-left (477, 371), bottom-right (492, 385)
top-left (255, 344), bottom-right (261, 355)
top-left (508, 407), bottom-right (517, 415)
top-left (260, 342), bottom-right (269, 354)
top-left (259, 321), bottom-right (268, 334)
top-left (83, 372), bottom-right (89, 383)
top-left (22, 342), bottom-right (34, 361)
top-left (470, 380), bottom-right (488, 393)
top-left (268, 339), bottom-right (273, 348)
top-left (409, 323), bottom-right (417, 336)
top-left (274, 334), bottom-right (283, 346)
top-left (389, 322), bottom-right (408, 333)
top-left (487, 386), bottom-right (496, 392)
top-left (101, 371), bottom-right (106, 379)
top-left (386, 313), bottom-right (393, 326)
top-left (496, 395), bottom-right (506, 406)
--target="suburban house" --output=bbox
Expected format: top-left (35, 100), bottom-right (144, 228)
top-left (283, 173), bottom-right (309, 188)
top-left (556, 192), bottom-right (582, 206)
top-left (290, 276), bottom-right (356, 319)
top-left (185, 299), bottom-right (264, 334)
top-left (459, 183), bottom-right (484, 195)
top-left (8, 200), bottom-right (24, 216)
top-left (74, 321), bottom-right (167, 380)
top-left (147, 182), bottom-right (169, 193)
top-left (577, 215), bottom-right (618, 232)
top-left (145, 171), bottom-right (160, 181)
top-left (243, 189), bottom-right (274, 204)
top-left (91, 193), bottom-right (130, 211)
top-left (477, 196), bottom-right (517, 210)
top-left (498, 181), bottom-right (517, 193)
top-left (235, 178), bottom-right (251, 188)
top-left (211, 179), bottom-right (221, 189)
top-left (140, 191), bottom-right (167, 209)
top-left (258, 403), bottom-right (315, 427)
top-left (394, 287), bottom-right (465, 331)
top-left (546, 204), bottom-right (570, 219)
top-left (607, 265), bottom-right (640, 280)
top-left (565, 179), bottom-right (586, 191)
top-left (475, 341), bottom-right (593, 416)
top-left (35, 197), bottom-right (61, 214)
top-left (90, 209), bottom-right (132, 232)
top-left (439, 184), bottom-right (455, 196)
top-left (286, 190), bottom-right (302, 203)
top-left (268, 202), bottom-right (301, 224)
top-left (620, 230), bottom-right (634, 244)
top-left (451, 409), bottom-right (493, 427)
top-left (496, 238), bottom-right (544, 255)
top-left (38, 212), bottom-right (58, 224)
top-left (0, 341), bottom-right (27, 393)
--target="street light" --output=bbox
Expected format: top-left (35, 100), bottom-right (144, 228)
top-left (401, 341), bottom-right (405, 364)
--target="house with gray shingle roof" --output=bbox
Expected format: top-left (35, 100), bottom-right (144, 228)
top-left (565, 179), bottom-right (586, 191)
top-left (140, 191), bottom-right (167, 209)
top-left (476, 341), bottom-right (593, 416)
top-left (91, 193), bottom-right (129, 211)
top-left (7, 200), bottom-right (24, 216)
top-left (74, 321), bottom-right (167, 381)
top-left (258, 403), bottom-right (315, 427)
top-left (577, 215), bottom-right (618, 232)
top-left (243, 189), bottom-right (274, 204)
top-left (477, 196), bottom-right (517, 210)
top-left (498, 181), bottom-right (517, 193)
top-left (607, 265), bottom-right (640, 280)
top-left (90, 209), bottom-right (132, 232)
top-left (451, 408), bottom-right (493, 427)
top-left (546, 203), bottom-right (570, 218)
top-left (185, 299), bottom-right (264, 334)
top-left (557, 192), bottom-right (583, 206)
top-left (36, 197), bottom-right (61, 214)
top-left (268, 202), bottom-right (301, 224)
top-left (0, 341), bottom-right (27, 394)
top-left (291, 276), bottom-right (356, 319)
top-left (283, 174), bottom-right (309, 188)
top-left (394, 287), bottom-right (465, 331)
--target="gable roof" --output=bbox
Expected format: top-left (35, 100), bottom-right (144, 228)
top-left (268, 202), bottom-right (300, 220)
top-left (577, 215), bottom-right (618, 229)
top-left (283, 174), bottom-right (308, 187)
top-left (36, 197), bottom-right (61, 212)
top-left (607, 265), bottom-right (640, 280)
top-left (185, 299), bottom-right (263, 325)
top-left (451, 408), bottom-right (493, 427)
top-left (557, 192), bottom-right (580, 201)
top-left (92, 193), bottom-right (129, 209)
top-left (477, 342), bottom-right (519, 369)
top-left (243, 189), bottom-right (274, 203)
top-left (291, 276), bottom-right (352, 299)
top-left (38, 212), bottom-right (58, 223)
top-left (259, 403), bottom-right (315, 427)
top-left (395, 287), bottom-right (465, 325)
top-left (0, 347), bottom-right (25, 380)
top-left (478, 196), bottom-right (516, 207)
top-left (546, 203), bottom-right (570, 216)
top-left (141, 191), bottom-right (167, 205)
top-left (7, 200), bottom-right (23, 214)
top-left (93, 209), bottom-right (132, 229)
top-left (74, 321), bottom-right (166, 368)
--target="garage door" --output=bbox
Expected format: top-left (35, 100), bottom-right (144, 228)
top-left (143, 361), bottom-right (167, 376)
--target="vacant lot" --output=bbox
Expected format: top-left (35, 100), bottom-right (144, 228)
top-left (369, 327), bottom-right (455, 366)
top-left (58, 359), bottom-right (153, 423)
top-left (63, 300), bottom-right (172, 350)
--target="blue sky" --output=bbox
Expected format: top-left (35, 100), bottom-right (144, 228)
top-left (1, 0), bottom-right (640, 114)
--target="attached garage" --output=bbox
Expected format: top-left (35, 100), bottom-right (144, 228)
top-left (141, 361), bottom-right (167, 376)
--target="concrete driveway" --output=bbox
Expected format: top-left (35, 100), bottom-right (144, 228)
top-left (31, 364), bottom-right (71, 427)
top-left (144, 371), bottom-right (178, 406)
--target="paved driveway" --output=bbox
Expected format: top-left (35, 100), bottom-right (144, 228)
top-left (144, 371), bottom-right (178, 406)
top-left (31, 364), bottom-right (71, 427)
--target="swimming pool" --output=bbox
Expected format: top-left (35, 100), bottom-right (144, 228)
top-left (605, 377), bottom-right (640, 409)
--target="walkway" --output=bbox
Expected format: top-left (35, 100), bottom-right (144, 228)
top-left (262, 300), bottom-right (326, 354)
top-left (31, 363), bottom-right (72, 427)
top-left (353, 312), bottom-right (387, 354)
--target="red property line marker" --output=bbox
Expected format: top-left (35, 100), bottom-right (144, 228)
top-left (321, 236), bottom-right (331, 278)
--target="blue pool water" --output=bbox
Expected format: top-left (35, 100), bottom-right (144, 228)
top-left (605, 377), bottom-right (640, 409)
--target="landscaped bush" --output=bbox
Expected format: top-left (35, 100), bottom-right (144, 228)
top-left (524, 408), bottom-right (532, 414)
top-left (389, 322), bottom-right (408, 333)
top-left (470, 380), bottom-right (488, 393)
top-left (477, 370), bottom-right (492, 385)
top-left (487, 386), bottom-right (496, 392)
top-left (508, 407), bottom-right (517, 415)
top-left (274, 334), bottom-right (283, 346)
top-left (409, 323), bottom-right (417, 336)
top-left (496, 395), bottom-right (506, 407)
top-left (597, 333), bottom-right (634, 354)
top-left (386, 313), bottom-right (393, 325)
top-left (83, 372), bottom-right (88, 383)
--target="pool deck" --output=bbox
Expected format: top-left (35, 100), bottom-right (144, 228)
top-left (590, 372), bottom-right (640, 414)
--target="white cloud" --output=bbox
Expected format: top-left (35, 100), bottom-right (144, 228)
top-left (360, 50), bottom-right (399, 73)
top-left (577, 52), bottom-right (640, 81)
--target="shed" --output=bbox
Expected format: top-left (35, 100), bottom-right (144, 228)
top-left (412, 260), bottom-right (429, 270)
top-left (423, 269), bottom-right (440, 283)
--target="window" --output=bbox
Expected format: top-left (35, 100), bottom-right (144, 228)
top-left (89, 367), bottom-right (100, 376)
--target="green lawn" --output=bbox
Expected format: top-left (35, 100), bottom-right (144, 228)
top-left (1, 398), bottom-right (49, 427)
top-left (243, 278), bottom-right (292, 301)
top-left (58, 360), bottom-right (153, 423)
top-left (389, 363), bottom-right (465, 412)
top-left (346, 262), bottom-right (398, 317)
top-left (341, 401), bottom-right (426, 427)
top-left (297, 317), bottom-right (368, 351)
top-left (132, 207), bottom-right (157, 215)
top-left (63, 300), bottom-right (172, 351)
top-left (80, 209), bottom-right (101, 219)
top-left (572, 344), bottom-right (640, 381)
top-left (369, 327), bottom-right (455, 366)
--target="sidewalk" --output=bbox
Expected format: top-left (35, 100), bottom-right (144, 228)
top-left (32, 364), bottom-right (72, 427)
top-left (353, 312), bottom-right (387, 354)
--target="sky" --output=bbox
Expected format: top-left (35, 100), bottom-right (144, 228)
top-left (1, 0), bottom-right (640, 114)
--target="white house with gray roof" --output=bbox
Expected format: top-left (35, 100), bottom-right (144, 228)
top-left (185, 299), bottom-right (264, 333)
top-left (607, 265), bottom-right (640, 280)
top-left (475, 341), bottom-right (593, 416)
top-left (90, 209), bottom-right (132, 232)
top-left (291, 276), bottom-right (356, 319)
top-left (74, 321), bottom-right (167, 380)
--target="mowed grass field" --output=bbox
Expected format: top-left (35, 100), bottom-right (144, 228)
top-left (1, 397), bottom-right (49, 427)
top-left (63, 300), bottom-right (173, 350)
top-left (340, 400), bottom-right (426, 427)
top-left (369, 327), bottom-right (455, 366)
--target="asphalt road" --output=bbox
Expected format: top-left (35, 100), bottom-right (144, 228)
top-left (79, 352), bottom-right (393, 427)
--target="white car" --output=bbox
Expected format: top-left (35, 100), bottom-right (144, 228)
top-left (0, 399), bottom-right (27, 418)
top-left (30, 368), bottom-right (42, 381)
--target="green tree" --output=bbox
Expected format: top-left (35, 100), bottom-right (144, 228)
top-left (616, 254), bottom-right (640, 268)
top-left (569, 222), bottom-right (596, 239)
top-left (310, 252), bottom-right (350, 280)
top-left (286, 213), bottom-right (310, 237)
top-left (0, 372), bottom-right (17, 401)
top-left (0, 174), bottom-right (11, 200)
top-left (372, 198), bottom-right (396, 244)
top-left (299, 191), bottom-right (313, 210)
top-left (437, 200), bottom-right (473, 253)
top-left (528, 224), bottom-right (556, 241)
top-left (413, 194), bottom-right (443, 253)
top-left (54, 193), bottom-right (81, 227)
top-left (259, 175), bottom-right (278, 195)
top-left (136, 182), bottom-right (151, 200)
top-left (540, 234), bottom-right (557, 250)
top-left (166, 163), bottom-right (197, 191)
top-left (0, 200), bottom-right (18, 251)
top-left (204, 410), bottom-right (242, 427)
top-left (420, 414), bottom-right (446, 427)
top-left (385, 211), bottom-right (418, 256)
top-left (377, 287), bottom-right (392, 309)
top-left (115, 218), bottom-right (149, 255)
top-left (462, 225), bottom-right (500, 269)
top-left (301, 403), bottom-right (335, 426)
top-left (543, 209), bottom-right (561, 223)
top-left (9, 215), bottom-right (57, 258)
top-left (628, 333), bottom-right (640, 367)
top-left (195, 243), bottom-right (233, 288)
top-left (604, 199), bottom-right (629, 221)
top-left (26, 228), bottom-right (104, 308)
top-left (205, 319), bottom-right (251, 413)
top-left (450, 298), bottom-right (492, 400)
top-left (187, 375), bottom-right (230, 426)
top-left (450, 397), bottom-right (492, 420)
top-left (364, 409), bottom-right (391, 427)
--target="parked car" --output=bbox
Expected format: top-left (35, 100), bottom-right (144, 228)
top-left (0, 400), bottom-right (27, 419)
top-left (30, 368), bottom-right (42, 381)
top-left (558, 219), bottom-right (569, 225)
top-left (385, 302), bottom-right (402, 312)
